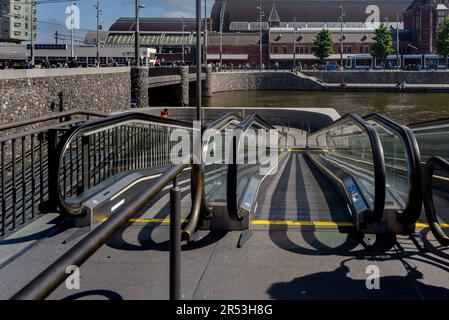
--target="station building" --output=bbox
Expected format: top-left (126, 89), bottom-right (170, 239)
top-left (3, 0), bottom-right (442, 67)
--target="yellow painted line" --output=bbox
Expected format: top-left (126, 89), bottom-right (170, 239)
top-left (99, 217), bottom-right (449, 229)
top-left (251, 220), bottom-right (354, 227)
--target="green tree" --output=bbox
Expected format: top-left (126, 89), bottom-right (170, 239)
top-left (312, 29), bottom-right (333, 64)
top-left (371, 23), bottom-right (393, 67)
top-left (436, 19), bottom-right (449, 59)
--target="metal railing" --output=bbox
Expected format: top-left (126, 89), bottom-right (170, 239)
top-left (0, 111), bottom-right (106, 237)
top-left (11, 158), bottom-right (193, 300)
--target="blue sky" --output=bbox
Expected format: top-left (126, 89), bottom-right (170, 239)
top-left (36, 0), bottom-right (214, 42)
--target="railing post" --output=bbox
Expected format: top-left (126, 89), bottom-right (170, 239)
top-left (170, 177), bottom-right (181, 300)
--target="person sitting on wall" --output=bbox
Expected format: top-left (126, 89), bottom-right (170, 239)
top-left (161, 108), bottom-right (169, 119)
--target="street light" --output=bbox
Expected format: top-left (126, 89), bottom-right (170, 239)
top-left (339, 4), bottom-right (347, 70)
top-left (196, 0), bottom-right (202, 124)
top-left (179, 17), bottom-right (185, 65)
top-left (94, 0), bottom-right (102, 65)
top-left (257, 4), bottom-right (265, 71)
top-left (135, 0), bottom-right (145, 66)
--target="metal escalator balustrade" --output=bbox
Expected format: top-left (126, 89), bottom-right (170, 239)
top-left (423, 157), bottom-right (449, 246)
top-left (364, 114), bottom-right (423, 225)
top-left (54, 112), bottom-right (196, 220)
top-left (227, 114), bottom-right (289, 221)
top-left (410, 118), bottom-right (449, 246)
top-left (306, 114), bottom-right (386, 227)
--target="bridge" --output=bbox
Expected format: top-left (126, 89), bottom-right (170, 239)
top-left (1, 107), bottom-right (449, 300)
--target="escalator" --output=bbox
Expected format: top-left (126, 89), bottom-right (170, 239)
top-left (52, 110), bottom-right (433, 240)
top-left (223, 113), bottom-right (423, 236)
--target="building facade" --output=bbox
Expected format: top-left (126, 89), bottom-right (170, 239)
top-left (0, 0), bottom-right (36, 43)
top-left (404, 0), bottom-right (449, 53)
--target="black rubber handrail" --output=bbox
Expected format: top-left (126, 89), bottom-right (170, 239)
top-left (365, 113), bottom-right (423, 224)
top-left (11, 158), bottom-right (193, 300)
top-left (423, 156), bottom-right (449, 246)
top-left (182, 113), bottom-right (242, 240)
top-left (308, 113), bottom-right (386, 223)
top-left (54, 112), bottom-right (193, 217)
top-left (227, 114), bottom-right (286, 220)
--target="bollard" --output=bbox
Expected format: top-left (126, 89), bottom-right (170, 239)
top-left (170, 179), bottom-right (182, 300)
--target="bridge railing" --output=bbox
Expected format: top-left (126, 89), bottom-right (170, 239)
top-left (0, 111), bottom-right (106, 237)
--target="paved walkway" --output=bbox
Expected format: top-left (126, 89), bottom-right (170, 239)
top-left (1, 213), bottom-right (449, 300)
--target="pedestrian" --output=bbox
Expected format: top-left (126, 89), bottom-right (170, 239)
top-left (161, 108), bottom-right (169, 119)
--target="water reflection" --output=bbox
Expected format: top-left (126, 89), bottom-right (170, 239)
top-left (203, 91), bottom-right (449, 124)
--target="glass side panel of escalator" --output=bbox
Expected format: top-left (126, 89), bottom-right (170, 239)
top-left (203, 121), bottom-right (238, 206)
top-left (307, 117), bottom-right (376, 212)
top-left (59, 118), bottom-right (194, 209)
top-left (366, 120), bottom-right (409, 211)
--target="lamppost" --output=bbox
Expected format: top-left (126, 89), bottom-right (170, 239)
top-left (135, 0), bottom-right (145, 66)
top-left (204, 0), bottom-right (207, 66)
top-left (179, 17), bottom-right (185, 65)
top-left (30, 1), bottom-right (35, 66)
top-left (396, 13), bottom-right (400, 69)
top-left (219, 1), bottom-right (226, 70)
top-left (339, 4), bottom-right (346, 70)
top-left (94, 0), bottom-right (102, 65)
top-left (257, 4), bottom-right (265, 71)
top-left (293, 17), bottom-right (297, 70)
top-left (196, 0), bottom-right (202, 124)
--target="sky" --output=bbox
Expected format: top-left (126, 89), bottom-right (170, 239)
top-left (36, 0), bottom-right (215, 42)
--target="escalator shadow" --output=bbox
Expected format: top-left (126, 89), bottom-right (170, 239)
top-left (267, 153), bottom-right (398, 257)
top-left (105, 186), bottom-right (226, 252)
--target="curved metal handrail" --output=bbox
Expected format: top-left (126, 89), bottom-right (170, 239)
top-left (423, 156), bottom-right (449, 246)
top-left (365, 113), bottom-right (423, 224)
top-left (308, 113), bottom-right (386, 223)
top-left (54, 111), bottom-right (193, 217)
top-left (227, 114), bottom-right (286, 220)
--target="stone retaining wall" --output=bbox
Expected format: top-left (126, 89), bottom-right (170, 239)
top-left (303, 71), bottom-right (449, 84)
top-left (209, 71), bottom-right (322, 93)
top-left (0, 67), bottom-right (131, 124)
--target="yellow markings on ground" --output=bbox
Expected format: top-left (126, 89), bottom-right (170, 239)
top-left (416, 222), bottom-right (449, 229)
top-left (251, 220), bottom-right (354, 227)
top-left (100, 217), bottom-right (449, 229)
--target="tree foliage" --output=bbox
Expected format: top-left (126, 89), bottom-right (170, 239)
top-left (436, 19), bottom-right (449, 58)
top-left (312, 29), bottom-right (333, 63)
top-left (371, 23), bottom-right (393, 64)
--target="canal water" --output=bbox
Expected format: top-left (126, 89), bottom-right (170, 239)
top-left (202, 91), bottom-right (449, 125)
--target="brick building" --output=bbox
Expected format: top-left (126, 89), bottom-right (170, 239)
top-left (404, 0), bottom-right (449, 53)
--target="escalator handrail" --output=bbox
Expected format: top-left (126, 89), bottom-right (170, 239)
top-left (423, 156), bottom-right (449, 246)
top-left (182, 113), bottom-right (242, 240)
top-left (365, 113), bottom-right (423, 224)
top-left (408, 117), bottom-right (449, 131)
top-left (227, 114), bottom-right (286, 220)
top-left (308, 113), bottom-right (386, 223)
top-left (55, 112), bottom-right (194, 217)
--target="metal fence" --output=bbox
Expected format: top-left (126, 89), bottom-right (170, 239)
top-left (0, 111), bottom-right (106, 237)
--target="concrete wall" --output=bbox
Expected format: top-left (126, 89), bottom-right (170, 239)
top-left (0, 67), bottom-right (131, 124)
top-left (303, 71), bottom-right (449, 84)
top-left (209, 71), bottom-right (322, 93)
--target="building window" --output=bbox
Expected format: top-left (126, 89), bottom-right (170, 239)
top-left (295, 47), bottom-right (300, 54)
top-left (438, 11), bottom-right (446, 25)
top-left (282, 46), bottom-right (287, 54)
top-left (273, 47), bottom-right (279, 54)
